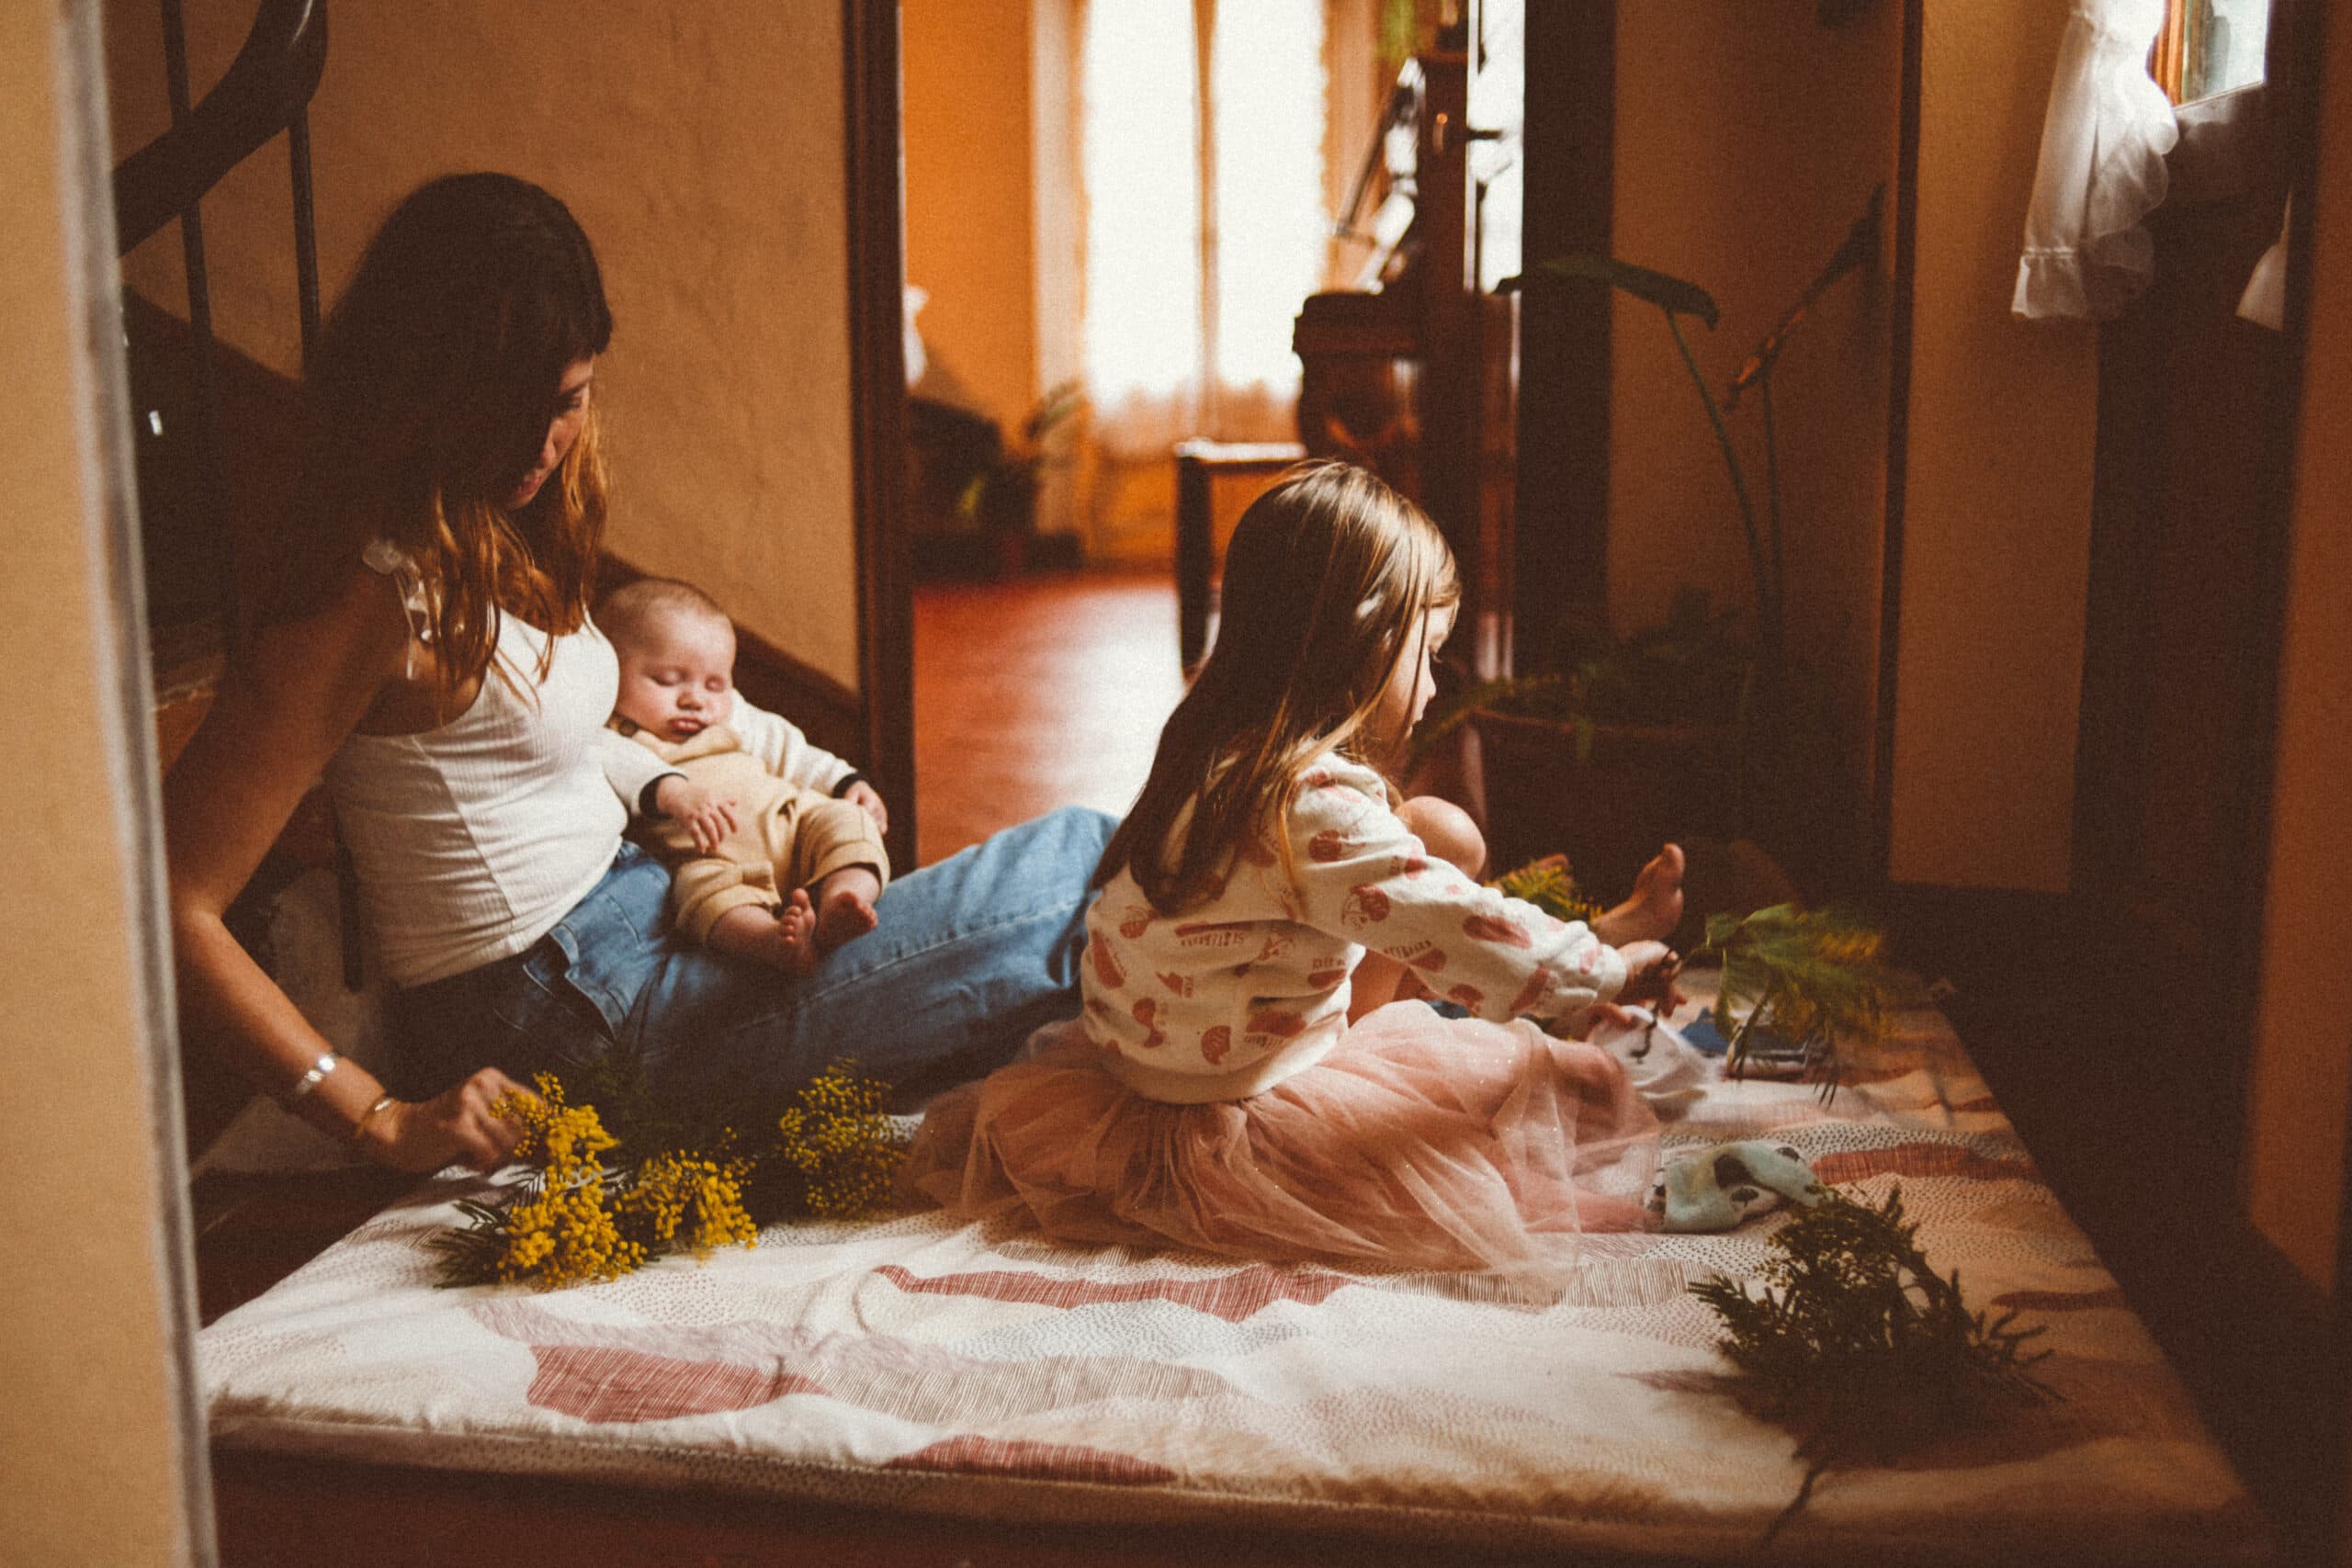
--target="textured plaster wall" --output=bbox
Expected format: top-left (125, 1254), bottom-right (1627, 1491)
top-left (904, 0), bottom-right (1040, 436)
top-left (2, 6), bottom-right (197, 1564)
top-left (105, 0), bottom-right (862, 688)
top-left (1610, 0), bottom-right (1901, 848)
top-left (2242, 4), bottom-right (2352, 1295)
top-left (1887, 0), bottom-right (2098, 890)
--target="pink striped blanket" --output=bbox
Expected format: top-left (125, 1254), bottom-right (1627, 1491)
top-left (200, 990), bottom-right (2266, 1563)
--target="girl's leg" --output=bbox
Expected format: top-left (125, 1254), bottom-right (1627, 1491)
top-left (1351, 795), bottom-right (1487, 1021)
top-left (628, 806), bottom-right (1116, 1111)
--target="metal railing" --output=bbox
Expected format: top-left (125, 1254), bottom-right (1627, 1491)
top-left (112, 0), bottom-right (327, 649)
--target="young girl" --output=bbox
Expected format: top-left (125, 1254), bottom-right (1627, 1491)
top-left (902, 462), bottom-right (1682, 1274)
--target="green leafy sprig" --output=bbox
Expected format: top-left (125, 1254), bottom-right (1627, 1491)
top-left (1696, 902), bottom-right (1899, 1097)
top-left (1690, 1186), bottom-right (2054, 1544)
top-left (1489, 852), bottom-right (1602, 928)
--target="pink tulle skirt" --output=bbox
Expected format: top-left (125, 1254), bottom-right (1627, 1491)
top-left (899, 1002), bottom-right (1660, 1276)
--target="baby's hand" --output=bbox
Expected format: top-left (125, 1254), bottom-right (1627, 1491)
top-left (654, 775), bottom-right (739, 855)
top-left (842, 779), bottom-right (888, 835)
top-left (1614, 940), bottom-right (1686, 1013)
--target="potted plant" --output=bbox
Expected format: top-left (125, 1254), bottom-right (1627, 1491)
top-left (1455, 188), bottom-right (1883, 895)
top-left (956, 380), bottom-right (1082, 576)
top-left (1419, 584), bottom-right (1756, 897)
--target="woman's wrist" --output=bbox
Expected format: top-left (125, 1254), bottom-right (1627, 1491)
top-left (279, 1049), bottom-right (343, 1106)
top-left (349, 1094), bottom-right (407, 1163)
top-left (289, 1058), bottom-right (397, 1153)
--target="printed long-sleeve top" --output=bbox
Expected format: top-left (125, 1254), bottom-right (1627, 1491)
top-left (1083, 753), bottom-right (1628, 1102)
top-left (595, 694), bottom-right (859, 809)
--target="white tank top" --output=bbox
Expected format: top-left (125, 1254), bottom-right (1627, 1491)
top-left (324, 546), bottom-right (628, 987)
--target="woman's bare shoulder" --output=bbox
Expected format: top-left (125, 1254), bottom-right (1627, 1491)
top-left (227, 556), bottom-right (418, 716)
top-left (166, 557), bottom-right (418, 894)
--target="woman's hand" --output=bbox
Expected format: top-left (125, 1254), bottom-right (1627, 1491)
top-left (842, 779), bottom-right (889, 835)
top-left (1614, 940), bottom-right (1686, 1012)
top-left (359, 1067), bottom-right (537, 1174)
top-left (656, 775), bottom-right (739, 854)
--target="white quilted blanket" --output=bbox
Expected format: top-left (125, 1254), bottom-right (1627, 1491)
top-left (202, 993), bottom-right (2265, 1563)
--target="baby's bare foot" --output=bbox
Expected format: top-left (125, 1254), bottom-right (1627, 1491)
top-left (814, 875), bottom-right (880, 953)
top-left (771, 890), bottom-right (822, 975)
top-left (1596, 843), bottom-right (1685, 946)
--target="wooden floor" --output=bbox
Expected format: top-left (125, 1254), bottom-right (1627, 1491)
top-left (912, 568), bottom-right (1184, 864)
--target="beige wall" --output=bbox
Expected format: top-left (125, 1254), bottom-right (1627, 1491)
top-left (1887, 0), bottom-right (2098, 891)
top-left (3, 5), bottom-right (203, 1564)
top-left (904, 0), bottom-right (1040, 437)
top-left (2242, 1), bottom-right (2352, 1295)
top-left (1610, 0), bottom-right (1900, 846)
top-left (105, 0), bottom-right (863, 688)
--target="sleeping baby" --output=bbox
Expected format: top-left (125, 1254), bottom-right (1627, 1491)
top-left (596, 577), bottom-right (889, 974)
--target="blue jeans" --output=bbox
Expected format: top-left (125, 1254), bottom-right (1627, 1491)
top-left (389, 807), bottom-right (1114, 1114)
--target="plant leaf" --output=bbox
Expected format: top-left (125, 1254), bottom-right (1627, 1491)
top-left (1527, 253), bottom-right (1722, 328)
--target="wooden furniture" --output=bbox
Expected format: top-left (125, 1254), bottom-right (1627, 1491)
top-left (1291, 50), bottom-right (1514, 661)
top-left (1172, 439), bottom-right (1306, 671)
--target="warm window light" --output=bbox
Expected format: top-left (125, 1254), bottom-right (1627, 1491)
top-left (1211, 0), bottom-right (1326, 397)
top-left (2151, 0), bottom-right (2269, 104)
top-left (1081, 0), bottom-right (1202, 408)
top-left (1080, 0), bottom-right (1327, 436)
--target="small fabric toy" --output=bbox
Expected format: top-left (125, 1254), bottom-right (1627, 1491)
top-left (1588, 1006), bottom-right (1711, 1111)
top-left (1646, 1140), bottom-right (1826, 1233)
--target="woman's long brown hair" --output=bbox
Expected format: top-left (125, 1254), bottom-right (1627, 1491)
top-left (272, 173), bottom-right (614, 715)
top-left (1096, 461), bottom-right (1458, 911)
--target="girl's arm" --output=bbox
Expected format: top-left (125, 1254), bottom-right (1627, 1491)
top-left (164, 566), bottom-right (529, 1172)
top-left (1284, 767), bottom-right (1629, 1027)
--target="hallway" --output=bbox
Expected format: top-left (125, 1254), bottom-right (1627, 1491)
top-left (912, 570), bottom-right (1185, 864)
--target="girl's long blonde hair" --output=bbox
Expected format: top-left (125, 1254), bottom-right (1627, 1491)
top-left (1097, 461), bottom-right (1458, 910)
top-left (273, 173), bottom-right (614, 715)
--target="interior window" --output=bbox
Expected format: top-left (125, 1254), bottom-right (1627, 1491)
top-left (2152, 0), bottom-right (2269, 104)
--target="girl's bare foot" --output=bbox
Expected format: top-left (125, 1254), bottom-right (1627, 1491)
top-left (812, 867), bottom-right (882, 953)
top-left (1595, 843), bottom-right (1685, 946)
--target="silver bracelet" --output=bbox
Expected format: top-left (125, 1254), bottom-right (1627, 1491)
top-left (285, 1051), bottom-right (341, 1103)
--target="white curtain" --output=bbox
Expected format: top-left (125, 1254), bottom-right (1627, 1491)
top-left (2013, 0), bottom-right (2180, 321)
top-left (1080, 0), bottom-right (1327, 455)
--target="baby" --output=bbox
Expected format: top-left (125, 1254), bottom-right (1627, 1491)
top-left (597, 577), bottom-right (889, 973)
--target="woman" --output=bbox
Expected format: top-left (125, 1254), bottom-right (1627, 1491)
top-left (165, 173), bottom-right (1111, 1173)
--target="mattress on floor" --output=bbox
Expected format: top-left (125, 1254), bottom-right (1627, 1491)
top-left (200, 989), bottom-right (2267, 1565)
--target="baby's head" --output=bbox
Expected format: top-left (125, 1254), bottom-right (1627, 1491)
top-left (599, 577), bottom-right (738, 742)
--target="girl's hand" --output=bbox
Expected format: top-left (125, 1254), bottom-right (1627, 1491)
top-left (655, 775), bottom-right (739, 854)
top-left (842, 780), bottom-right (888, 835)
top-left (1615, 941), bottom-right (1686, 1012)
top-left (360, 1067), bottom-right (537, 1174)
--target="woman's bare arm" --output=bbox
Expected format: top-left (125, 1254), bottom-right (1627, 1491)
top-left (164, 566), bottom-right (526, 1171)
